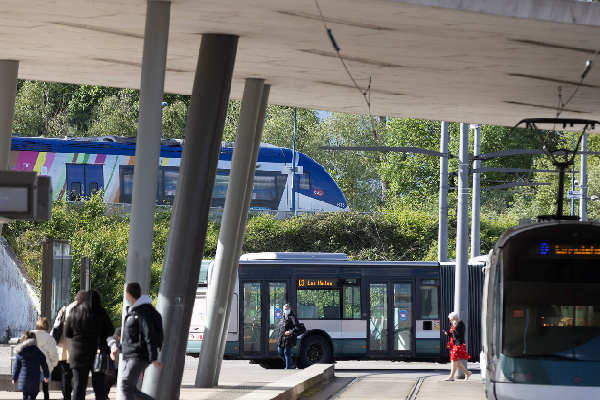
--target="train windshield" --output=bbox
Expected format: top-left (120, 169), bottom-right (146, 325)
top-left (502, 225), bottom-right (600, 361)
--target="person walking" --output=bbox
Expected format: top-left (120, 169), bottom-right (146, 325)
top-left (32, 318), bottom-right (59, 400)
top-left (277, 304), bottom-right (301, 369)
top-left (65, 290), bottom-right (114, 400)
top-left (52, 295), bottom-right (81, 400)
top-left (120, 282), bottom-right (163, 400)
top-left (12, 331), bottom-right (50, 400)
top-left (442, 311), bottom-right (472, 381)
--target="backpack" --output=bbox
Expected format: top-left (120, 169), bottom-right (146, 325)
top-left (131, 307), bottom-right (163, 350)
top-left (294, 322), bottom-right (306, 337)
top-left (50, 307), bottom-right (65, 342)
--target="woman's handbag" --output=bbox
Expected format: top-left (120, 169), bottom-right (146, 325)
top-left (93, 348), bottom-right (117, 377)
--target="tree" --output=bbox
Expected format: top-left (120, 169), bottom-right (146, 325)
top-left (161, 100), bottom-right (188, 139)
top-left (87, 89), bottom-right (139, 137)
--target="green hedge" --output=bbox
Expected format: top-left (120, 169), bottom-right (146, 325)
top-left (4, 196), bottom-right (515, 323)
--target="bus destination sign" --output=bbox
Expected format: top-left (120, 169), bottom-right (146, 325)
top-left (298, 278), bottom-right (338, 288)
top-left (539, 242), bottom-right (600, 256)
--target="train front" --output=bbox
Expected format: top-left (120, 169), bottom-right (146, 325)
top-left (484, 221), bottom-right (600, 400)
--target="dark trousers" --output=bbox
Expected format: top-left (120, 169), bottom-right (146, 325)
top-left (120, 358), bottom-right (153, 400)
top-left (71, 367), bottom-right (107, 400)
top-left (59, 361), bottom-right (73, 400)
top-left (278, 343), bottom-right (295, 369)
top-left (22, 393), bottom-right (38, 400)
top-left (42, 380), bottom-right (49, 400)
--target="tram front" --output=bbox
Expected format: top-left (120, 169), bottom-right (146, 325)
top-left (484, 221), bottom-right (600, 400)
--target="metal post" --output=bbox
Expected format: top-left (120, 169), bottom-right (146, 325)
top-left (455, 123), bottom-right (470, 377)
top-left (438, 121), bottom-right (449, 262)
top-left (80, 257), bottom-right (91, 291)
top-left (470, 124), bottom-right (481, 258)
top-left (291, 107), bottom-right (297, 212)
top-left (142, 34), bottom-right (238, 400)
top-left (571, 133), bottom-right (576, 216)
top-left (580, 132), bottom-right (588, 221)
top-left (212, 84), bottom-right (271, 383)
top-left (0, 60), bottom-right (18, 170)
top-left (196, 79), bottom-right (266, 387)
top-left (123, 0), bottom-right (170, 295)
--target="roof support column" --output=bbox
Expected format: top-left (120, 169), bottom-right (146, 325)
top-left (213, 85), bottom-right (271, 386)
top-left (123, 0), bottom-right (170, 295)
top-left (580, 132), bottom-right (588, 221)
top-left (142, 34), bottom-right (238, 400)
top-left (470, 124), bottom-right (481, 258)
top-left (454, 122), bottom-right (470, 377)
top-left (0, 60), bottom-right (18, 171)
top-left (198, 83), bottom-right (271, 387)
top-left (437, 121), bottom-right (449, 262)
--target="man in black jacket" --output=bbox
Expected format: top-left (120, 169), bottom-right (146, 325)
top-left (117, 282), bottom-right (163, 400)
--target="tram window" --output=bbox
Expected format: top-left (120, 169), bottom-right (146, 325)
top-left (299, 173), bottom-right (310, 190)
top-left (418, 279), bottom-right (439, 320)
top-left (89, 182), bottom-right (99, 195)
top-left (119, 165), bottom-right (134, 203)
top-left (297, 289), bottom-right (340, 320)
top-left (343, 284), bottom-right (361, 319)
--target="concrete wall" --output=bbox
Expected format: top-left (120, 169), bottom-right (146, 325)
top-left (0, 237), bottom-right (39, 339)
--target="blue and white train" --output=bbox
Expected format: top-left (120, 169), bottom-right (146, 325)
top-left (9, 136), bottom-right (349, 212)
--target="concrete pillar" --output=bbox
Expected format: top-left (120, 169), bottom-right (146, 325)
top-left (195, 79), bottom-right (267, 387)
top-left (580, 132), bottom-right (588, 221)
top-left (454, 122), bottom-right (470, 377)
top-left (124, 0), bottom-right (170, 295)
top-left (438, 121), bottom-right (449, 262)
top-left (212, 84), bottom-right (271, 384)
top-left (0, 60), bottom-right (18, 170)
top-left (470, 124), bottom-right (481, 258)
top-left (142, 34), bottom-right (238, 400)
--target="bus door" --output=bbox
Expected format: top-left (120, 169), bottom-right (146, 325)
top-left (240, 280), bottom-right (287, 358)
top-left (367, 281), bottom-right (414, 356)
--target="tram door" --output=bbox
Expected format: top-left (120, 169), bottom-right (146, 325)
top-left (368, 282), bottom-right (414, 356)
top-left (240, 281), bottom-right (287, 357)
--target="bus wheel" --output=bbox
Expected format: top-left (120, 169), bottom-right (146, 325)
top-left (298, 335), bottom-right (332, 368)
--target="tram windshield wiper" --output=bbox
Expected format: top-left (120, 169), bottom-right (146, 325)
top-left (515, 354), bottom-right (576, 361)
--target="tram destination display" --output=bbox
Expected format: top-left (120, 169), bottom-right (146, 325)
top-left (297, 278), bottom-right (338, 288)
top-left (538, 242), bottom-right (600, 257)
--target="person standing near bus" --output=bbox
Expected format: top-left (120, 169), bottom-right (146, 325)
top-left (442, 311), bottom-right (472, 381)
top-left (277, 304), bottom-right (300, 369)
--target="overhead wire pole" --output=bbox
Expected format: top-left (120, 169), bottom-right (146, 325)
top-left (455, 122), bottom-right (470, 379)
top-left (438, 121), bottom-right (449, 262)
top-left (142, 34), bottom-right (239, 400)
top-left (580, 132), bottom-right (588, 221)
top-left (195, 78), bottom-right (266, 387)
top-left (470, 124), bottom-right (481, 258)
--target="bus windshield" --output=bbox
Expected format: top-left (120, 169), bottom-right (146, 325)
top-left (502, 238), bottom-right (600, 361)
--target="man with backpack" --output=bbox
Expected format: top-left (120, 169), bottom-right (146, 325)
top-left (118, 282), bottom-right (163, 400)
top-left (277, 304), bottom-right (305, 369)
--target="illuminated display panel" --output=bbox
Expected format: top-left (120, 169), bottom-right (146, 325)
top-left (538, 242), bottom-right (600, 257)
top-left (297, 278), bottom-right (338, 289)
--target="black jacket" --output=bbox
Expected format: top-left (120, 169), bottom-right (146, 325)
top-left (121, 296), bottom-right (163, 362)
top-left (65, 304), bottom-right (114, 369)
top-left (451, 320), bottom-right (466, 346)
top-left (277, 312), bottom-right (300, 348)
top-left (12, 339), bottom-right (49, 394)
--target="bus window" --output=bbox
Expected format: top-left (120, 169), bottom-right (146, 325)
top-left (297, 287), bottom-right (340, 320)
top-left (418, 279), bottom-right (439, 320)
top-left (343, 281), bottom-right (361, 319)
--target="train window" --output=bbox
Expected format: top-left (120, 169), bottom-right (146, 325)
top-left (162, 167), bottom-right (179, 197)
top-left (297, 289), bottom-right (340, 320)
top-left (299, 173), bottom-right (310, 190)
top-left (418, 279), bottom-right (439, 320)
top-left (89, 182), bottom-right (99, 195)
top-left (119, 165), bottom-right (134, 203)
top-left (343, 284), bottom-right (361, 319)
top-left (69, 182), bottom-right (82, 201)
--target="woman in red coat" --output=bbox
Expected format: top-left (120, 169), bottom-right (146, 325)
top-left (442, 311), bottom-right (472, 381)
